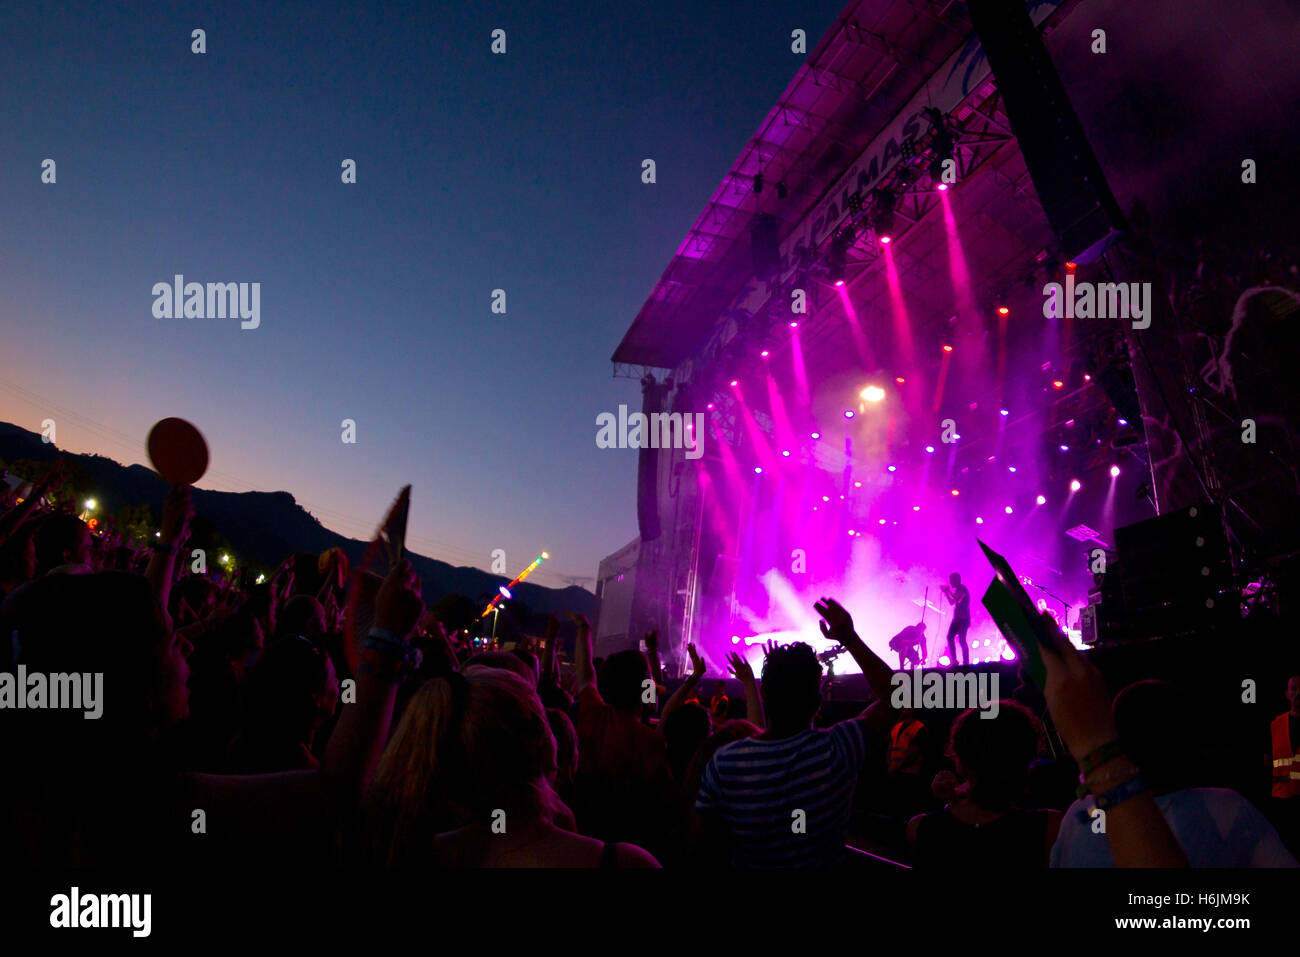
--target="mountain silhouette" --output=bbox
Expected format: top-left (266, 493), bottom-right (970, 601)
top-left (0, 421), bottom-right (594, 618)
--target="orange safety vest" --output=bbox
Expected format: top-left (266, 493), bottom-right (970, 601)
top-left (1271, 713), bottom-right (1300, 799)
top-left (887, 719), bottom-right (925, 775)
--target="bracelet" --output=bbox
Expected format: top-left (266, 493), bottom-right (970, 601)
top-left (1078, 739), bottom-right (1125, 777)
top-left (1076, 760), bottom-right (1138, 800)
top-left (1093, 773), bottom-right (1147, 811)
top-left (363, 627), bottom-right (419, 673)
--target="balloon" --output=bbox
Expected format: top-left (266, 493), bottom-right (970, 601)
top-left (147, 418), bottom-right (209, 485)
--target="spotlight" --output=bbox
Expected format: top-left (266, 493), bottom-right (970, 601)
top-left (1110, 465), bottom-right (1121, 477)
top-left (975, 517), bottom-right (984, 525)
top-left (887, 465), bottom-right (897, 472)
top-left (1036, 495), bottom-right (1047, 505)
top-left (1118, 418), bottom-right (1128, 426)
top-left (997, 306), bottom-right (1010, 317)
top-left (913, 506), bottom-right (920, 511)
top-left (878, 518), bottom-right (887, 525)
top-left (950, 489), bottom-right (959, 496)
top-left (834, 279), bottom-right (845, 287)
top-left (760, 350), bottom-right (769, 358)
top-left (1052, 380), bottom-right (1064, 389)
top-left (1059, 444), bottom-right (1069, 452)
top-left (843, 410), bottom-right (855, 419)
top-left (822, 496), bottom-right (830, 502)
top-left (861, 385), bottom-right (885, 402)
top-left (811, 432), bottom-right (820, 439)
top-left (499, 586), bottom-right (512, 599)
top-left (924, 446), bottom-right (934, 454)
top-left (848, 530), bottom-right (855, 537)
top-left (879, 235), bottom-right (892, 245)
top-left (999, 409), bottom-right (1009, 416)
top-left (1005, 506), bottom-right (1013, 514)
top-left (936, 182), bottom-right (948, 192)
top-left (1008, 466), bottom-right (1016, 473)
top-left (1070, 479), bottom-right (1082, 491)
top-left (729, 379), bottom-right (738, 387)
top-left (707, 402), bottom-right (714, 409)
top-left (1065, 261), bottom-right (1077, 272)
top-left (895, 377), bottom-right (905, 384)
top-left (789, 320), bottom-right (798, 328)
top-left (854, 481), bottom-right (861, 487)
top-left (84, 499), bottom-right (96, 511)
top-left (942, 344), bottom-right (953, 353)
top-left (754, 467), bottom-right (763, 474)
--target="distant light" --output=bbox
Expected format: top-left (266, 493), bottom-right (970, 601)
top-left (155, 531), bottom-right (161, 538)
top-left (895, 377), bottom-right (905, 384)
top-left (848, 530), bottom-right (855, 537)
top-left (1059, 444), bottom-right (1069, 452)
top-left (789, 320), bottom-right (798, 328)
top-left (844, 410), bottom-right (855, 418)
top-left (950, 489), bottom-right (959, 496)
top-left (541, 551), bottom-right (549, 559)
top-left (861, 385), bottom-right (886, 402)
top-left (879, 235), bottom-right (892, 244)
top-left (1110, 465), bottom-right (1121, 477)
top-left (730, 379), bottom-right (738, 387)
top-left (1005, 506), bottom-right (1013, 514)
top-left (834, 279), bottom-right (845, 287)
top-left (1083, 374), bottom-right (1091, 382)
top-left (887, 465), bottom-right (897, 472)
top-left (942, 344), bottom-right (953, 353)
top-left (822, 495), bottom-right (830, 502)
top-left (996, 306), bottom-right (1010, 317)
top-left (811, 432), bottom-right (820, 439)
top-left (499, 585), bottom-right (512, 600)
top-left (256, 574), bottom-right (265, 584)
top-left (937, 183), bottom-right (948, 192)
top-left (1008, 466), bottom-right (1017, 473)
top-left (1065, 419), bottom-right (1075, 427)
top-left (913, 506), bottom-right (920, 511)
top-left (782, 449), bottom-right (790, 457)
top-left (754, 466), bottom-right (763, 474)
top-left (760, 350), bottom-right (769, 358)
top-left (1052, 380), bottom-right (1064, 389)
top-left (84, 499), bottom-right (96, 511)
top-left (925, 446), bottom-right (935, 454)
top-left (731, 635), bottom-right (740, 644)
top-left (1065, 261), bottom-right (1077, 272)
top-left (1070, 479), bottom-right (1082, 492)
top-left (878, 518), bottom-right (887, 525)
top-left (853, 481), bottom-right (861, 487)
top-left (999, 409), bottom-right (1009, 416)
top-left (220, 554), bottom-right (231, 564)
top-left (1036, 495), bottom-right (1047, 505)
top-left (975, 517), bottom-right (984, 525)
top-left (707, 402), bottom-right (714, 409)
top-left (1118, 418), bottom-right (1128, 426)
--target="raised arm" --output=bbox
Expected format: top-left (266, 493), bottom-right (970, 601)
top-left (1037, 612), bottom-right (1188, 867)
top-left (727, 650), bottom-right (764, 727)
top-left (660, 642), bottom-right (705, 725)
top-left (145, 484), bottom-right (192, 612)
top-left (814, 597), bottom-right (895, 707)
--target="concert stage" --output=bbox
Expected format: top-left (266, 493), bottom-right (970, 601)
top-left (598, 0), bottom-right (1299, 677)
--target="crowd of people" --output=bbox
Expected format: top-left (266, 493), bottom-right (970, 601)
top-left (1, 462), bottom-right (1297, 868)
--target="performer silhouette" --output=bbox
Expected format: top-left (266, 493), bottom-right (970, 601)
top-left (888, 622), bottom-right (927, 670)
top-left (940, 572), bottom-right (970, 666)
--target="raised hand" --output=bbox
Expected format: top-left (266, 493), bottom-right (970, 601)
top-left (687, 642), bottom-right (705, 677)
top-left (814, 596), bottom-right (855, 645)
top-left (1036, 611), bottom-right (1117, 761)
top-left (726, 650), bottom-right (755, 685)
top-left (374, 559), bottom-right (424, 639)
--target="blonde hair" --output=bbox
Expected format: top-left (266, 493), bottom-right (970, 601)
top-left (370, 665), bottom-right (561, 861)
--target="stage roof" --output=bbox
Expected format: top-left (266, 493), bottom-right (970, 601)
top-left (612, 0), bottom-right (1074, 373)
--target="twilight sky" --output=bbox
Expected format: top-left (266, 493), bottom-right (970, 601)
top-left (0, 0), bottom-right (847, 588)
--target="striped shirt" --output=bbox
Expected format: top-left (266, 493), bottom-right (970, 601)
top-left (695, 720), bottom-right (869, 867)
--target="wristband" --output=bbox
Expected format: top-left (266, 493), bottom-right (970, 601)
top-left (1078, 739), bottom-right (1125, 777)
top-left (1093, 773), bottom-right (1147, 812)
top-left (362, 626), bottom-right (419, 674)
